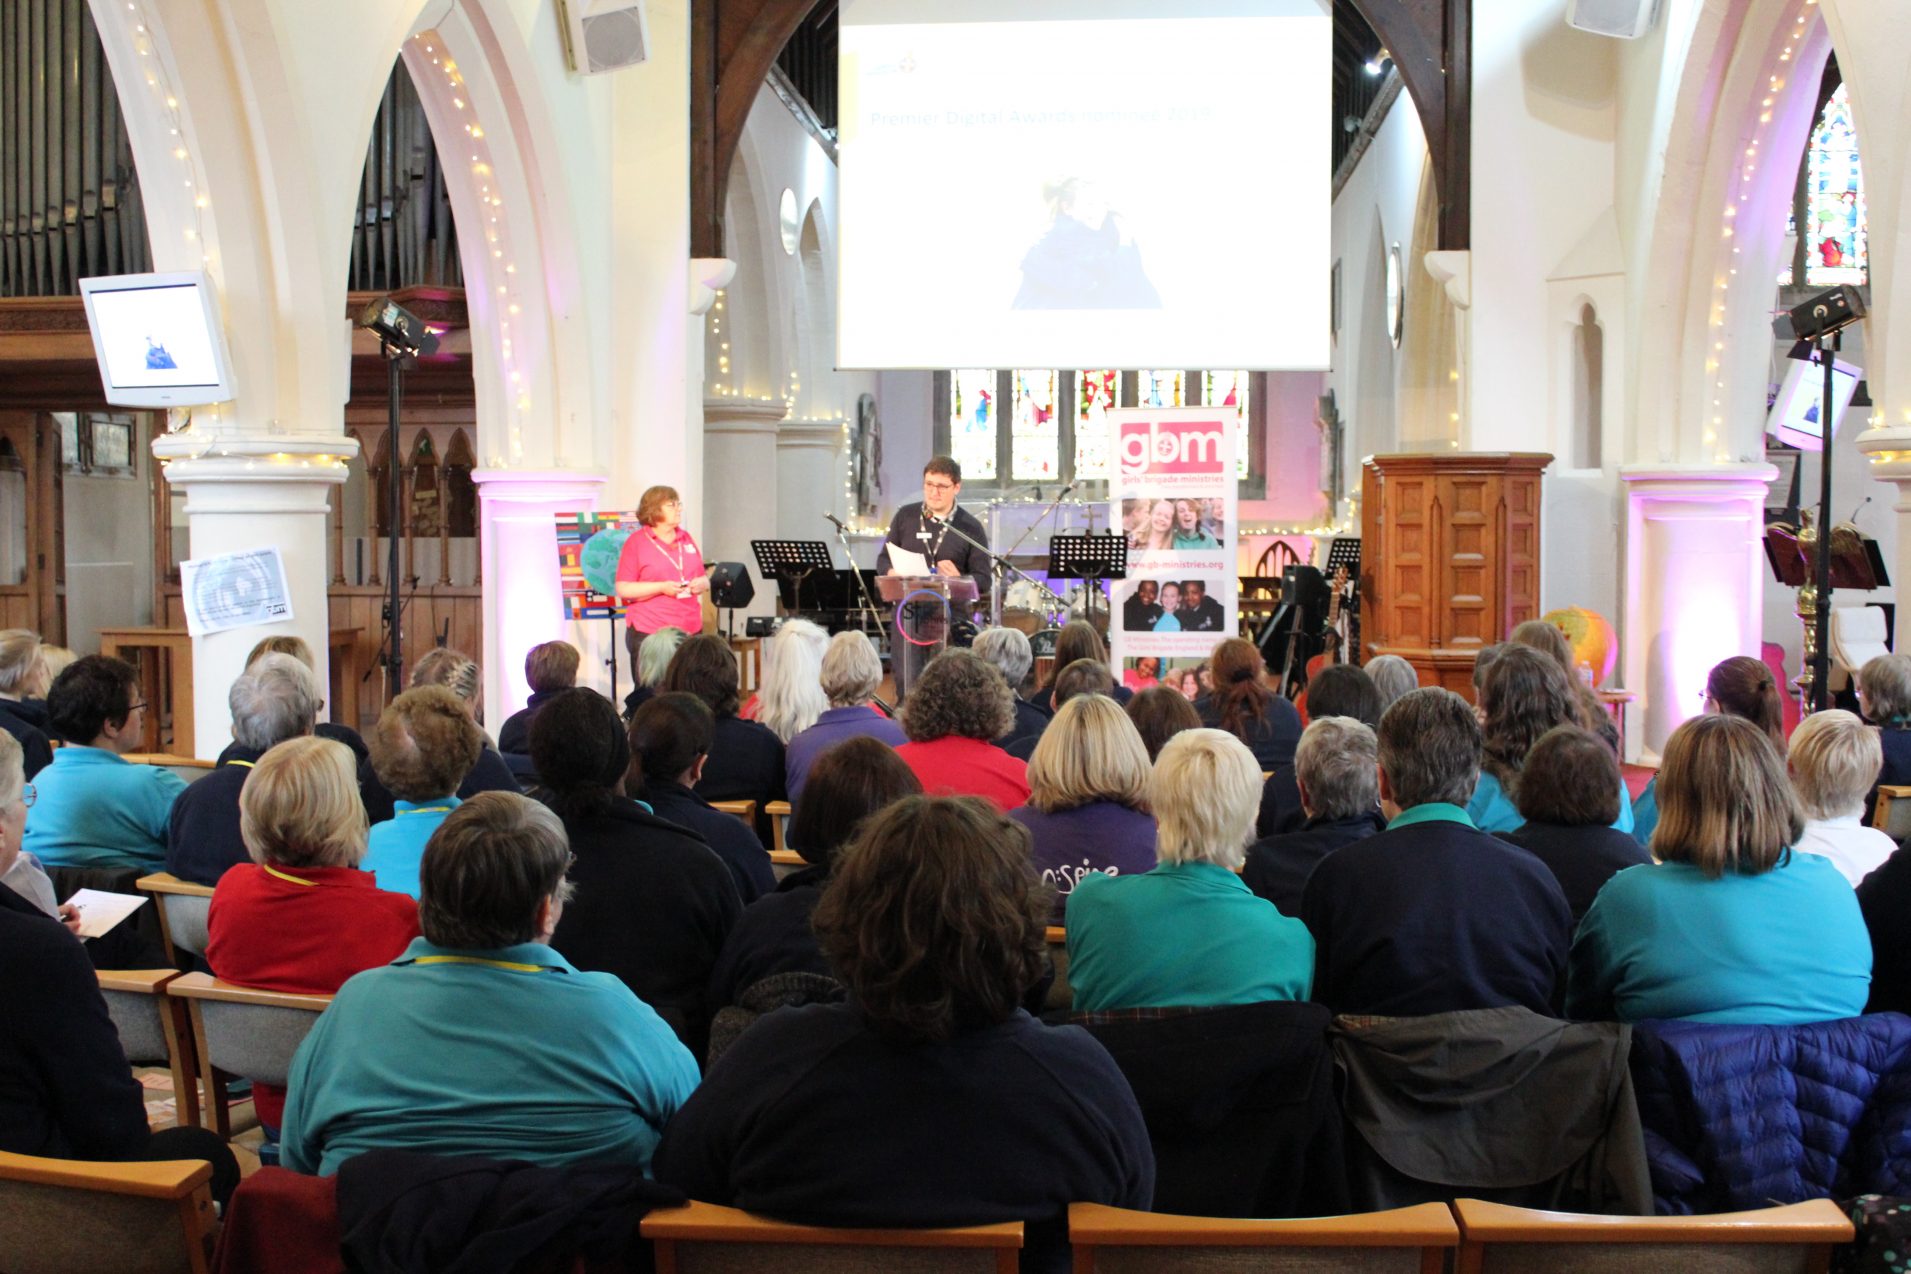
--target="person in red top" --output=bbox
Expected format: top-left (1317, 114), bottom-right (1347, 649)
top-left (895, 650), bottom-right (1031, 812)
top-left (616, 485), bottom-right (711, 674)
top-left (205, 736), bottom-right (420, 1133)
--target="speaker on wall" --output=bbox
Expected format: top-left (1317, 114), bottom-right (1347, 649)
top-left (1566, 0), bottom-right (1662, 39)
top-left (556, 0), bottom-right (649, 75)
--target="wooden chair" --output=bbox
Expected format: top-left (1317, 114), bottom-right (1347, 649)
top-left (1068, 1201), bottom-right (1459, 1273)
top-left (766, 800), bottom-right (792, 853)
top-left (641, 1200), bottom-right (1023, 1273)
top-left (136, 873), bottom-right (217, 966)
top-left (167, 973), bottom-right (332, 1139)
top-left (125, 754), bottom-right (218, 785)
top-left (1451, 1198), bottom-right (1855, 1274)
top-left (710, 799), bottom-right (757, 826)
top-left (1045, 925), bottom-right (1072, 1014)
top-left (0, 1149), bottom-right (215, 1274)
top-left (1873, 784), bottom-right (1911, 838)
top-left (97, 969), bottom-right (200, 1129)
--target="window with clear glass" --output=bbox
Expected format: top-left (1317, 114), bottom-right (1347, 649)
top-left (1137, 370), bottom-right (1185, 408)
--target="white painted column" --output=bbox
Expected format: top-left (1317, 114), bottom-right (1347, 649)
top-left (153, 437), bottom-right (356, 759)
top-left (1620, 464), bottom-right (1778, 762)
top-left (1856, 431), bottom-right (1911, 648)
top-left (704, 397), bottom-right (789, 623)
top-left (472, 470), bottom-right (607, 719)
top-left (777, 416), bottom-right (847, 541)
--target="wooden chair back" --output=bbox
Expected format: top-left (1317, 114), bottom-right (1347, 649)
top-left (1451, 1198), bottom-right (1855, 1274)
top-left (97, 969), bottom-right (200, 1128)
top-left (0, 1149), bottom-right (214, 1274)
top-left (711, 799), bottom-right (757, 826)
top-left (167, 972), bottom-right (332, 1138)
top-left (766, 800), bottom-right (792, 853)
top-left (136, 872), bottom-right (217, 965)
top-left (1873, 784), bottom-right (1911, 839)
top-left (642, 1201), bottom-right (1023, 1273)
top-left (1068, 1201), bottom-right (1459, 1273)
top-left (1045, 926), bottom-right (1071, 1014)
top-left (125, 754), bottom-right (218, 785)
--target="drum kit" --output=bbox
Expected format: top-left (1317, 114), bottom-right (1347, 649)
top-left (1001, 578), bottom-right (1105, 640)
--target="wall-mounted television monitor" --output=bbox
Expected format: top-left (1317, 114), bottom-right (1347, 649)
top-left (1768, 352), bottom-right (1860, 453)
top-left (79, 271), bottom-right (237, 407)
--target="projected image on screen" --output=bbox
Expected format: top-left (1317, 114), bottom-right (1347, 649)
top-left (839, 0), bottom-right (1329, 370)
top-left (91, 284), bottom-right (223, 389)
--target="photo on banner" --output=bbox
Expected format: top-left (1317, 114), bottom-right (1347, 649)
top-left (1106, 406), bottom-right (1237, 689)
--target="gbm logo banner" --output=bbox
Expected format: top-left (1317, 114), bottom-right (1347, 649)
top-left (1118, 417), bottom-right (1230, 477)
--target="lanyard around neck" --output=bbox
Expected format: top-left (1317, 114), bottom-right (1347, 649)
top-left (413, 954), bottom-right (553, 974)
top-left (263, 864), bottom-right (317, 887)
top-left (397, 804), bottom-right (454, 817)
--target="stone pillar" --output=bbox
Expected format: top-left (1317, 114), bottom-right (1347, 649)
top-left (777, 416), bottom-right (847, 541)
top-left (472, 469), bottom-right (606, 718)
top-left (1856, 428), bottom-right (1911, 647)
top-left (1619, 464), bottom-right (1778, 762)
top-left (152, 436), bottom-right (356, 759)
top-left (704, 397), bottom-right (789, 624)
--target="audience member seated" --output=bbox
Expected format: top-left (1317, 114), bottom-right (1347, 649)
top-left (1469, 643), bottom-right (1506, 718)
top-left (896, 650), bottom-right (1031, 810)
top-left (362, 687), bottom-right (485, 897)
top-left (1569, 714), bottom-right (1870, 1024)
top-left (1030, 621), bottom-right (1131, 712)
top-left (0, 628), bottom-right (52, 778)
top-left (1509, 617), bottom-right (1621, 751)
top-left (1790, 709), bottom-right (1896, 885)
top-left (1858, 820), bottom-right (1911, 1015)
top-left (707, 737), bottom-right (921, 1014)
top-left (1008, 695), bottom-right (1156, 923)
top-left (167, 654), bottom-right (318, 885)
top-left (743, 618), bottom-right (829, 744)
top-left (784, 631), bottom-right (906, 803)
top-left (1195, 638), bottom-right (1303, 771)
top-left (24, 655), bottom-right (186, 871)
top-left (1364, 654), bottom-right (1418, 713)
top-left (497, 639), bottom-right (580, 756)
top-left (1495, 726), bottom-right (1650, 924)
top-left (1634, 654), bottom-right (1786, 843)
top-left (0, 731), bottom-right (239, 1203)
top-left (533, 687), bottom-right (740, 1050)
top-left (1068, 729), bottom-right (1313, 1012)
top-left (1471, 646), bottom-right (1630, 834)
top-left (205, 736), bottom-right (420, 1138)
top-left (975, 626), bottom-right (1051, 752)
top-left (1124, 685), bottom-right (1200, 762)
top-left (1860, 651), bottom-right (1911, 819)
top-left (1260, 663), bottom-right (1383, 837)
top-left (625, 624), bottom-right (686, 719)
top-left (630, 692), bottom-right (774, 902)
top-left (282, 792), bottom-right (699, 1176)
top-left (653, 795), bottom-right (1154, 1273)
top-left (238, 634), bottom-right (369, 765)
top-left (1009, 658), bottom-right (1116, 763)
top-left (360, 647), bottom-right (520, 823)
top-left (1301, 688), bottom-right (1572, 1016)
top-left (661, 634), bottom-right (785, 844)
top-left (1243, 716), bottom-right (1385, 916)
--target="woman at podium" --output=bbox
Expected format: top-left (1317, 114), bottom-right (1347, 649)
top-left (616, 486), bottom-right (710, 670)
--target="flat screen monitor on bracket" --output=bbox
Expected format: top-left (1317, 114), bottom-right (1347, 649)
top-left (1768, 352), bottom-right (1860, 453)
top-left (79, 270), bottom-right (238, 408)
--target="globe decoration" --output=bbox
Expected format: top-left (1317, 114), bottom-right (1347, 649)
top-left (579, 527), bottom-right (632, 597)
top-left (1541, 606), bottom-right (1618, 687)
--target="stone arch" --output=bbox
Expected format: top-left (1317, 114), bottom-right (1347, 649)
top-left (719, 120), bottom-right (786, 398)
top-left (796, 201), bottom-right (831, 413)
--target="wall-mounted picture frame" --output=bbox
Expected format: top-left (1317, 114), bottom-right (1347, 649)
top-left (58, 412), bottom-right (138, 480)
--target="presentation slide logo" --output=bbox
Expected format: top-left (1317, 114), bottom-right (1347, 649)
top-left (1118, 418), bottom-right (1228, 477)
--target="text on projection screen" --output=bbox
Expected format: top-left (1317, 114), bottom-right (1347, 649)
top-left (837, 0), bottom-right (1329, 372)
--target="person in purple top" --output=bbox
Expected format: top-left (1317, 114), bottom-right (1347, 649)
top-left (1008, 694), bottom-right (1157, 924)
top-left (785, 632), bottom-right (906, 805)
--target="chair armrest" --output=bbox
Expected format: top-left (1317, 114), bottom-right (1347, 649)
top-left (0, 1149), bottom-right (210, 1199)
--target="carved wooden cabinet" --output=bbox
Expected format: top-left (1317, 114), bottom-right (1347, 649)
top-left (1359, 452), bottom-right (1552, 697)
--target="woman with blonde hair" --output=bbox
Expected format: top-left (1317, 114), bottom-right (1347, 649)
top-left (1009, 694), bottom-right (1157, 922)
top-left (1568, 714), bottom-right (1869, 1024)
top-left (1066, 728), bottom-right (1313, 1011)
top-left (1789, 709), bottom-right (1896, 885)
top-left (0, 628), bottom-right (51, 777)
top-left (741, 618), bottom-right (830, 744)
top-left (1129, 498), bottom-right (1176, 552)
top-left (1858, 652), bottom-right (1911, 813)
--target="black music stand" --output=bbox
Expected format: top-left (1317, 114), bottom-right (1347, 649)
top-left (752, 540), bottom-right (834, 617)
top-left (1047, 534), bottom-right (1127, 632)
top-left (1325, 537), bottom-right (1362, 578)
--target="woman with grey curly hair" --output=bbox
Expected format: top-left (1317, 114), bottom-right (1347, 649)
top-left (895, 649), bottom-right (1031, 811)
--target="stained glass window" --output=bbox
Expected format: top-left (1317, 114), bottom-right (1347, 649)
top-left (1205, 370), bottom-right (1251, 479)
top-left (1011, 370), bottom-right (1060, 481)
top-left (1788, 83), bottom-right (1867, 287)
top-left (1137, 370), bottom-right (1185, 408)
top-left (1074, 370), bottom-right (1118, 480)
top-left (950, 369), bottom-right (998, 480)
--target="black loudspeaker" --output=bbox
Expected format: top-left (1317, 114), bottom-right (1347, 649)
top-left (709, 561), bottom-right (754, 609)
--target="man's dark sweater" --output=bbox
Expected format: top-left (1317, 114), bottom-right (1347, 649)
top-left (1299, 803), bottom-right (1572, 1017)
top-left (1242, 810), bottom-right (1386, 917)
top-left (644, 781), bottom-right (775, 903)
top-left (166, 745), bottom-right (264, 886)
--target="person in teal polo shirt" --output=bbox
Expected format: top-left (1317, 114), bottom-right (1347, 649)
top-left (361, 686), bottom-right (484, 898)
top-left (281, 792), bottom-right (699, 1176)
top-left (23, 656), bottom-right (185, 871)
top-left (1067, 728), bottom-right (1313, 1012)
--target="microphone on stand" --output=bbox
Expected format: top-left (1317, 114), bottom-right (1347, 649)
top-left (823, 512), bottom-right (847, 530)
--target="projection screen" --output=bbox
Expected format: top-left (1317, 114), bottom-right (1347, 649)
top-left (837, 0), bottom-right (1330, 371)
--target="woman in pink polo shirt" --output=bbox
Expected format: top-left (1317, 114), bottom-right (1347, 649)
top-left (617, 486), bottom-right (710, 673)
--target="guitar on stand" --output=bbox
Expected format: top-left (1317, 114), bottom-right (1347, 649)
top-left (1294, 566), bottom-right (1355, 710)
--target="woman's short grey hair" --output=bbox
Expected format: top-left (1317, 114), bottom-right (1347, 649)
top-left (972, 627), bottom-right (1034, 692)
top-left (1364, 655), bottom-right (1418, 710)
top-left (1860, 653), bottom-right (1911, 725)
top-left (0, 629), bottom-right (44, 696)
top-left (1151, 728), bottom-right (1263, 871)
top-left (820, 631), bottom-right (883, 707)
top-left (418, 792), bottom-right (575, 950)
top-left (637, 627), bottom-right (688, 690)
top-left (1377, 687), bottom-right (1482, 809)
top-left (229, 653), bottom-right (319, 752)
top-left (1294, 716), bottom-right (1379, 820)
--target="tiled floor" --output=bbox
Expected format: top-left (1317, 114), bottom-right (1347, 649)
top-left (135, 1065), bottom-right (266, 1177)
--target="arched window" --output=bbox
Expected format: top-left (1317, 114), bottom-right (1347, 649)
top-left (1785, 79), bottom-right (1866, 287)
top-left (949, 369), bottom-right (998, 481)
